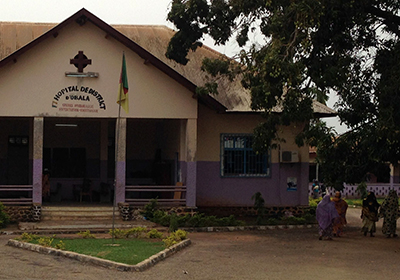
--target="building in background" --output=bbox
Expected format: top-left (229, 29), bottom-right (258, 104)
top-left (0, 9), bottom-right (335, 211)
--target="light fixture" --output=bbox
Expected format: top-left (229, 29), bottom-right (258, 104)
top-left (55, 124), bottom-right (78, 127)
top-left (65, 72), bottom-right (99, 78)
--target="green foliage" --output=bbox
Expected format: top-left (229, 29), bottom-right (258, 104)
top-left (147, 229), bottom-right (164, 239)
top-left (109, 227), bottom-right (147, 239)
top-left (169, 213), bottom-right (179, 232)
top-left (166, 0), bottom-right (400, 186)
top-left (265, 218), bottom-right (279, 225)
top-left (282, 216), bottom-right (307, 225)
top-left (108, 228), bottom-right (126, 239)
top-left (125, 227), bottom-right (146, 238)
top-left (356, 182), bottom-right (368, 199)
top-left (302, 213), bottom-right (317, 224)
top-left (54, 240), bottom-right (66, 250)
top-left (38, 236), bottom-right (54, 247)
top-left (308, 197), bottom-right (322, 218)
top-left (252, 192), bottom-right (265, 225)
top-left (78, 230), bottom-right (96, 239)
top-left (0, 202), bottom-right (10, 228)
top-left (149, 210), bottom-right (244, 228)
top-left (152, 210), bottom-right (171, 227)
top-left (163, 229), bottom-right (188, 248)
top-left (142, 198), bottom-right (159, 219)
top-left (16, 232), bottom-right (39, 242)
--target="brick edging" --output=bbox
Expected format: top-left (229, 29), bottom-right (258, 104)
top-left (7, 238), bottom-right (191, 272)
top-left (180, 224), bottom-right (318, 232)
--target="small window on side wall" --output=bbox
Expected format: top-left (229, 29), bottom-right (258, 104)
top-left (220, 134), bottom-right (270, 177)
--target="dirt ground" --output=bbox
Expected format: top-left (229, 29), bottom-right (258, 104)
top-left (1, 207), bottom-right (400, 280)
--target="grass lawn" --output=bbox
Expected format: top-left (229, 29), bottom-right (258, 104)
top-left (31, 238), bottom-right (165, 265)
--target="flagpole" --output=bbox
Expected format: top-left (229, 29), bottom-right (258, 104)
top-left (112, 54), bottom-right (124, 245)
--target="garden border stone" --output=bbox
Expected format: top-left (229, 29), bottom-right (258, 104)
top-left (7, 238), bottom-right (191, 272)
top-left (180, 224), bottom-right (317, 232)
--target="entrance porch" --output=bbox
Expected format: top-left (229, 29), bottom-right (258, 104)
top-left (0, 116), bottom-right (197, 209)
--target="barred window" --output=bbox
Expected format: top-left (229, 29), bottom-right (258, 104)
top-left (221, 134), bottom-right (270, 177)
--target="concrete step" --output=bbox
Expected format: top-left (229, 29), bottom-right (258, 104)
top-left (41, 206), bottom-right (121, 221)
top-left (41, 206), bottom-right (116, 212)
top-left (41, 215), bottom-right (118, 221)
top-left (18, 219), bottom-right (157, 232)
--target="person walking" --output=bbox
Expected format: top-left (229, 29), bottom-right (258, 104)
top-left (316, 195), bottom-right (339, 240)
top-left (361, 192), bottom-right (380, 237)
top-left (332, 191), bottom-right (348, 237)
top-left (379, 189), bottom-right (399, 238)
top-left (312, 180), bottom-right (320, 199)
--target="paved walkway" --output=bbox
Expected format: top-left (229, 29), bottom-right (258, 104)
top-left (1, 207), bottom-right (399, 280)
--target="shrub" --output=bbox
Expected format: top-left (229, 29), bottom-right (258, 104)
top-left (265, 218), bottom-right (279, 225)
top-left (184, 213), bottom-right (205, 227)
top-left (16, 232), bottom-right (39, 242)
top-left (0, 203), bottom-right (10, 229)
top-left (38, 236), bottom-right (54, 247)
top-left (54, 240), bottom-right (66, 250)
top-left (152, 210), bottom-right (170, 227)
top-left (142, 198), bottom-right (248, 228)
top-left (109, 228), bottom-right (126, 239)
top-left (169, 213), bottom-right (179, 232)
top-left (142, 198), bottom-right (159, 219)
top-left (125, 227), bottom-right (146, 238)
top-left (302, 213), bottom-right (317, 224)
top-left (252, 192), bottom-right (265, 225)
top-left (78, 230), bottom-right (96, 239)
top-left (308, 197), bottom-right (322, 215)
top-left (147, 229), bottom-right (164, 239)
top-left (162, 229), bottom-right (188, 248)
top-left (218, 215), bottom-right (245, 227)
top-left (282, 216), bottom-right (306, 225)
top-left (174, 229), bottom-right (188, 240)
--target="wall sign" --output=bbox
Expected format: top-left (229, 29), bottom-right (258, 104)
top-left (287, 177), bottom-right (297, 191)
top-left (52, 85), bottom-right (106, 113)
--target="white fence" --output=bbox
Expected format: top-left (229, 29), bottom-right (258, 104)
top-left (308, 183), bottom-right (400, 199)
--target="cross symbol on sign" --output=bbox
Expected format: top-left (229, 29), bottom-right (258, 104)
top-left (70, 51), bottom-right (92, 72)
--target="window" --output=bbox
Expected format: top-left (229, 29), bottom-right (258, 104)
top-left (221, 134), bottom-right (269, 177)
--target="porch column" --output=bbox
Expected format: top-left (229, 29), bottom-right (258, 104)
top-left (32, 117), bottom-right (43, 204)
top-left (186, 119), bottom-right (197, 207)
top-left (115, 118), bottom-right (126, 203)
top-left (100, 120), bottom-right (108, 184)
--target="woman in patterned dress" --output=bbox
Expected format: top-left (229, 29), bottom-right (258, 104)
top-left (361, 192), bottom-right (380, 237)
top-left (379, 190), bottom-right (399, 238)
top-left (332, 191), bottom-right (348, 237)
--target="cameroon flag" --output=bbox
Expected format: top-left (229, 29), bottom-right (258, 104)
top-left (117, 53), bottom-right (129, 113)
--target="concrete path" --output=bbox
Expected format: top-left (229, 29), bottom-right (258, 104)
top-left (1, 207), bottom-right (398, 280)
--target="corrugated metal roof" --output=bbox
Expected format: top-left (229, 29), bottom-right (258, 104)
top-left (0, 20), bottom-right (335, 116)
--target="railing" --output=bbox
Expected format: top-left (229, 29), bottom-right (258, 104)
top-left (125, 185), bottom-right (186, 206)
top-left (0, 185), bottom-right (33, 205)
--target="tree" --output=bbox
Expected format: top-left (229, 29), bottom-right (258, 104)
top-left (166, 0), bottom-right (400, 189)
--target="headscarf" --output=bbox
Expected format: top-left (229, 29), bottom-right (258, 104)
top-left (332, 191), bottom-right (348, 219)
top-left (331, 191), bottom-right (342, 202)
top-left (363, 192), bottom-right (380, 214)
top-left (316, 195), bottom-right (339, 230)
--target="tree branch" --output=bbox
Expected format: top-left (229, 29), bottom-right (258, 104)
top-left (367, 6), bottom-right (400, 37)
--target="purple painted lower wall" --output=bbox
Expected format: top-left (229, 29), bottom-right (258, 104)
top-left (196, 161), bottom-right (309, 207)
